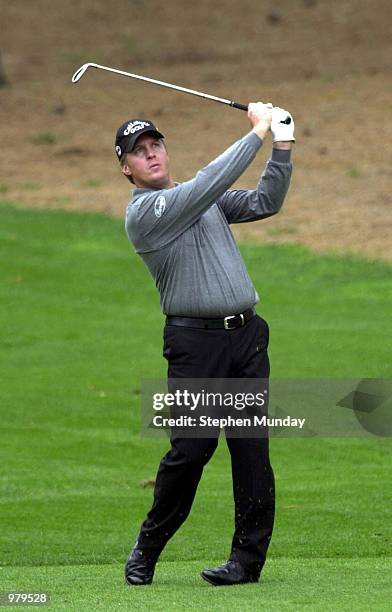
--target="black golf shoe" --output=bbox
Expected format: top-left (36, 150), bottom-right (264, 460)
top-left (201, 559), bottom-right (260, 586)
top-left (124, 545), bottom-right (158, 586)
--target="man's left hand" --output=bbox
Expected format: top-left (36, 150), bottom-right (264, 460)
top-left (271, 108), bottom-right (295, 143)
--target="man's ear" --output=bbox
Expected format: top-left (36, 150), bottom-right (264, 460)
top-left (122, 162), bottom-right (132, 177)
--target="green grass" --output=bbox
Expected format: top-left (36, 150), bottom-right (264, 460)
top-left (347, 166), bottom-right (362, 178)
top-left (0, 202), bottom-right (391, 610)
top-left (19, 182), bottom-right (42, 191)
top-left (29, 132), bottom-right (57, 145)
top-left (2, 559), bottom-right (390, 611)
top-left (83, 178), bottom-right (103, 189)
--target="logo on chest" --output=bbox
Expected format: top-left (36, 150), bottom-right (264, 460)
top-left (154, 195), bottom-right (166, 218)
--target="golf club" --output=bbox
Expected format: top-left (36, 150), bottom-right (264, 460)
top-left (71, 62), bottom-right (291, 123)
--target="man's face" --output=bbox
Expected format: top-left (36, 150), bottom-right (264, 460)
top-left (122, 133), bottom-right (173, 189)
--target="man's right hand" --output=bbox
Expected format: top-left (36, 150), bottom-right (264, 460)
top-left (248, 102), bottom-right (273, 140)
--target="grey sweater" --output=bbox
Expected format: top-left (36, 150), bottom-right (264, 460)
top-left (125, 131), bottom-right (292, 317)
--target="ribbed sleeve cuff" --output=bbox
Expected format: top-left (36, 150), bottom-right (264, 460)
top-left (271, 148), bottom-right (291, 163)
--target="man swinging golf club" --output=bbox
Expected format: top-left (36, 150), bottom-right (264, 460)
top-left (117, 102), bottom-right (294, 586)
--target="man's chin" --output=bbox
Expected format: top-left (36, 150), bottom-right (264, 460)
top-left (139, 175), bottom-right (172, 189)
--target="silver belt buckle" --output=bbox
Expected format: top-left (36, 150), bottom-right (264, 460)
top-left (224, 313), bottom-right (245, 330)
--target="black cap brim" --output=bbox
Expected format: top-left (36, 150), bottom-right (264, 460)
top-left (125, 128), bottom-right (164, 154)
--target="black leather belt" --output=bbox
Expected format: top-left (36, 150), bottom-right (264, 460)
top-left (166, 308), bottom-right (255, 330)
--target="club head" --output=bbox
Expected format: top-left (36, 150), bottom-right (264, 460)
top-left (71, 63), bottom-right (97, 83)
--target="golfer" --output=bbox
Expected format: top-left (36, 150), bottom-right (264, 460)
top-left (116, 103), bottom-right (294, 586)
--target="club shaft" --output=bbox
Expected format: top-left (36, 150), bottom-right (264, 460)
top-left (72, 63), bottom-right (249, 111)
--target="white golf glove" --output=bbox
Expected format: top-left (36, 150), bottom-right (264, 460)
top-left (271, 107), bottom-right (295, 142)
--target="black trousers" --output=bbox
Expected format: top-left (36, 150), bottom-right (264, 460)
top-left (136, 314), bottom-right (275, 574)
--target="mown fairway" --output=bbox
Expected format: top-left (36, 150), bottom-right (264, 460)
top-left (1, 203), bottom-right (391, 610)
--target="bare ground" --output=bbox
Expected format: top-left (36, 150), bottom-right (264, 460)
top-left (1, 0), bottom-right (391, 260)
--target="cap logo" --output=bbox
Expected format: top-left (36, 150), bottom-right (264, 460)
top-left (115, 145), bottom-right (122, 157)
top-left (123, 120), bottom-right (151, 136)
top-left (154, 195), bottom-right (166, 218)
